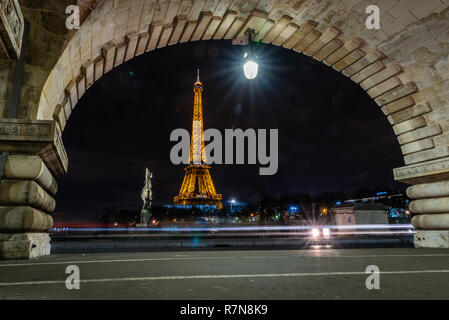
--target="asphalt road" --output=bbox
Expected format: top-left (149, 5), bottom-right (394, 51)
top-left (0, 248), bottom-right (448, 300)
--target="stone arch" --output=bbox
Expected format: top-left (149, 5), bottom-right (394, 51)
top-left (1, 0), bottom-right (449, 258)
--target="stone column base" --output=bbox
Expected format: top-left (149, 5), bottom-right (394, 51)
top-left (414, 230), bottom-right (449, 248)
top-left (0, 233), bottom-right (51, 259)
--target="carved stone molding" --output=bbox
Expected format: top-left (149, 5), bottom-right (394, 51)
top-left (0, 0), bottom-right (24, 59)
top-left (394, 157), bottom-right (449, 185)
top-left (0, 119), bottom-right (68, 176)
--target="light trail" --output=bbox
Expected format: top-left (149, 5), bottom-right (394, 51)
top-left (51, 224), bottom-right (414, 233)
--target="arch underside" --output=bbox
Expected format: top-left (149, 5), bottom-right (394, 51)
top-left (33, 0), bottom-right (449, 173)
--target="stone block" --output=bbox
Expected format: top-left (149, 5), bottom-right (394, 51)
top-left (202, 17), bottom-right (221, 41)
top-left (3, 155), bottom-right (58, 194)
top-left (389, 103), bottom-right (431, 125)
top-left (168, 16), bottom-right (187, 45)
top-left (263, 15), bottom-right (292, 44)
top-left (114, 42), bottom-right (126, 66)
top-left (254, 20), bottom-right (274, 42)
top-left (213, 10), bottom-right (237, 40)
top-left (234, 10), bottom-right (267, 45)
top-left (333, 49), bottom-right (365, 72)
top-left (180, 20), bottom-right (197, 42)
top-left (405, 146), bottom-right (449, 165)
top-left (407, 180), bottom-right (449, 199)
top-left (0, 206), bottom-right (53, 232)
top-left (272, 22), bottom-right (299, 47)
top-left (401, 138), bottom-right (435, 155)
top-left (224, 17), bottom-right (245, 40)
top-left (341, 50), bottom-right (382, 76)
top-left (414, 230), bottom-right (449, 248)
top-left (146, 22), bottom-right (163, 50)
top-left (293, 30), bottom-right (321, 53)
top-left (394, 157), bottom-right (449, 184)
top-left (375, 83), bottom-right (418, 106)
top-left (303, 27), bottom-right (340, 56)
top-left (351, 61), bottom-right (385, 84)
top-left (94, 56), bottom-right (104, 81)
top-left (0, 180), bottom-right (56, 212)
top-left (410, 197), bottom-right (449, 214)
top-left (398, 125), bottom-right (442, 145)
top-left (0, 233), bottom-right (51, 259)
top-left (191, 11), bottom-right (212, 41)
top-left (102, 41), bottom-right (116, 73)
top-left (393, 116), bottom-right (427, 135)
top-left (412, 214), bottom-right (449, 230)
top-left (283, 20), bottom-right (317, 49)
top-left (313, 39), bottom-right (343, 62)
top-left (324, 38), bottom-right (362, 66)
top-left (125, 32), bottom-right (138, 60)
top-left (157, 25), bottom-right (173, 48)
top-left (360, 63), bottom-right (402, 90)
top-left (382, 96), bottom-right (415, 115)
top-left (0, 119), bottom-right (68, 176)
top-left (367, 77), bottom-right (402, 98)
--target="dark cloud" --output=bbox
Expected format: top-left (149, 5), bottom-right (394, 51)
top-left (55, 40), bottom-right (405, 220)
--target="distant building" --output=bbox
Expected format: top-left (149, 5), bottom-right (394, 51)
top-left (329, 203), bottom-right (390, 225)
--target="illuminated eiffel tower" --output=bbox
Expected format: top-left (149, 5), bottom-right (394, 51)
top-left (174, 70), bottom-right (222, 209)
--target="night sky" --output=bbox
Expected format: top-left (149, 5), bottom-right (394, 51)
top-left (54, 40), bottom-right (405, 221)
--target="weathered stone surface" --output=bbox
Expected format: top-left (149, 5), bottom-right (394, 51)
top-left (0, 232), bottom-right (51, 259)
top-left (341, 50), bottom-right (383, 77)
top-left (0, 119), bottom-right (68, 175)
top-left (381, 96), bottom-right (415, 115)
top-left (333, 49), bottom-right (365, 72)
top-left (375, 83), bottom-right (418, 106)
top-left (283, 20), bottom-right (317, 50)
top-left (213, 10), bottom-right (237, 40)
top-left (410, 198), bottom-right (449, 214)
top-left (293, 29), bottom-right (321, 53)
top-left (388, 103), bottom-right (431, 125)
top-left (0, 0), bottom-right (24, 59)
top-left (398, 125), bottom-right (441, 145)
top-left (0, 206), bottom-right (53, 232)
top-left (394, 157), bottom-right (449, 184)
top-left (414, 231), bottom-right (449, 248)
top-left (392, 116), bottom-right (427, 136)
top-left (191, 11), bottom-right (212, 41)
top-left (0, 180), bottom-right (56, 212)
top-left (3, 154), bottom-right (57, 194)
top-left (303, 27), bottom-right (340, 56)
top-left (324, 38), bottom-right (361, 66)
top-left (408, 180), bottom-right (449, 199)
top-left (351, 61), bottom-right (385, 84)
top-left (400, 138), bottom-right (434, 155)
top-left (412, 214), bottom-right (449, 230)
top-left (404, 147), bottom-right (449, 166)
top-left (313, 39), bottom-right (343, 62)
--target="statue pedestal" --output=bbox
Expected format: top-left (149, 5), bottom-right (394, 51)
top-left (136, 223), bottom-right (148, 227)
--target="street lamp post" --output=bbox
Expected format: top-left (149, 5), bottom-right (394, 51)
top-left (229, 199), bottom-right (236, 214)
top-left (243, 29), bottom-right (258, 80)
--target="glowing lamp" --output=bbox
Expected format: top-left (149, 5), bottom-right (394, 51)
top-left (243, 58), bottom-right (258, 80)
top-left (311, 228), bottom-right (320, 238)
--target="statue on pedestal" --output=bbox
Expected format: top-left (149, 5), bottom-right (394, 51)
top-left (138, 168), bottom-right (153, 226)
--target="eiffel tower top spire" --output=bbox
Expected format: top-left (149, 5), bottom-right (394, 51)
top-left (195, 68), bottom-right (202, 88)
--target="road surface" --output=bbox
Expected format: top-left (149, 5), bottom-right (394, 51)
top-left (0, 248), bottom-right (448, 299)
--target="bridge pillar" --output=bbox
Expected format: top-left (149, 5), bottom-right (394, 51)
top-left (0, 119), bottom-right (67, 259)
top-left (395, 159), bottom-right (449, 248)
